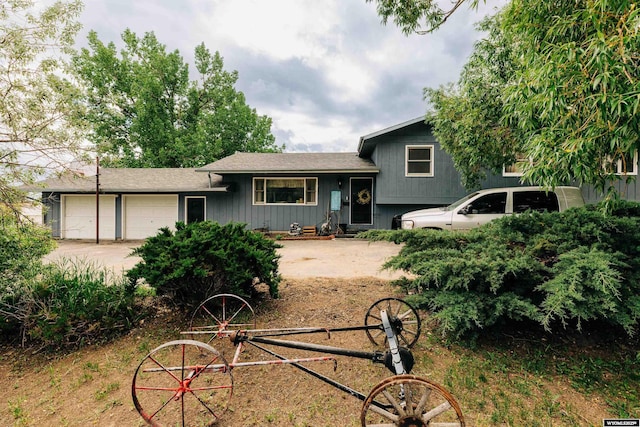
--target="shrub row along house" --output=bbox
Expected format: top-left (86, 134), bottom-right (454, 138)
top-left (35, 117), bottom-right (623, 240)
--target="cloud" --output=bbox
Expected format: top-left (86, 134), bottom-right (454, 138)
top-left (76, 0), bottom-right (507, 153)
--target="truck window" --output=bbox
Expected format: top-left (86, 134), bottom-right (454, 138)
top-left (466, 192), bottom-right (507, 214)
top-left (513, 191), bottom-right (560, 213)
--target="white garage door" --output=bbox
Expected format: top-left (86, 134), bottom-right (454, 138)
top-left (123, 195), bottom-right (178, 240)
top-left (63, 195), bottom-right (116, 240)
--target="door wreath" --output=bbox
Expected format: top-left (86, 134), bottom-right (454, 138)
top-left (356, 188), bottom-right (371, 205)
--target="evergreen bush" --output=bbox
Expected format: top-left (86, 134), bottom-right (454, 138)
top-left (127, 221), bottom-right (281, 306)
top-left (363, 201), bottom-right (640, 339)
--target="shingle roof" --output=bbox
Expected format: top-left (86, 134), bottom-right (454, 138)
top-left (197, 152), bottom-right (379, 174)
top-left (33, 168), bottom-right (225, 193)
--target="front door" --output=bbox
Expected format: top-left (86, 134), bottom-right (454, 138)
top-left (350, 178), bottom-right (373, 225)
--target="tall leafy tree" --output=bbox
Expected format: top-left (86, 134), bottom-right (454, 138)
top-left (371, 0), bottom-right (640, 199)
top-left (501, 0), bottom-right (640, 198)
top-left (425, 14), bottom-right (521, 188)
top-left (0, 0), bottom-right (85, 214)
top-left (73, 30), bottom-right (282, 168)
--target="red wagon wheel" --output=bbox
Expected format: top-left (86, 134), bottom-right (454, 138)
top-left (361, 375), bottom-right (465, 427)
top-left (132, 339), bottom-right (233, 427)
top-left (189, 293), bottom-right (256, 343)
top-left (365, 298), bottom-right (421, 348)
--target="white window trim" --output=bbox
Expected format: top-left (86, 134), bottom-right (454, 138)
top-left (503, 154), bottom-right (532, 177)
top-left (614, 150), bottom-right (638, 176)
top-left (253, 177), bottom-right (318, 206)
top-left (185, 196), bottom-right (206, 223)
top-left (405, 144), bottom-right (434, 177)
top-left (602, 150), bottom-right (638, 176)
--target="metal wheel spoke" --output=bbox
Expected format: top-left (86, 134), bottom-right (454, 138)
top-left (150, 392), bottom-right (179, 423)
top-left (201, 305), bottom-right (221, 326)
top-left (148, 355), bottom-right (181, 384)
top-left (132, 340), bottom-right (233, 427)
top-left (226, 303), bottom-right (248, 325)
top-left (189, 388), bottom-right (224, 420)
top-left (189, 294), bottom-right (256, 344)
top-left (181, 393), bottom-right (185, 427)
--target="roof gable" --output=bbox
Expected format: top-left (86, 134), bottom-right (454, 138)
top-left (358, 116), bottom-right (429, 158)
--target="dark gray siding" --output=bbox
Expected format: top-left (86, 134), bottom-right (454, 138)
top-left (581, 179), bottom-right (640, 204)
top-left (43, 192), bottom-right (61, 238)
top-left (207, 174), bottom-right (374, 232)
top-left (372, 124), bottom-right (526, 207)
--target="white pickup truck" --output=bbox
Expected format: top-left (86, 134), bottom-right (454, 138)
top-left (400, 186), bottom-right (585, 231)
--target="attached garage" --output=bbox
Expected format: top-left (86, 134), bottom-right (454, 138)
top-left (35, 168), bottom-right (228, 240)
top-left (62, 195), bottom-right (116, 240)
top-left (123, 195), bottom-right (178, 240)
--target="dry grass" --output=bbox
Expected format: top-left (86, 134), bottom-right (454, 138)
top-left (0, 277), bottom-right (626, 426)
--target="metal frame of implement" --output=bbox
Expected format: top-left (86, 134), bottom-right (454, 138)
top-left (131, 294), bottom-right (465, 427)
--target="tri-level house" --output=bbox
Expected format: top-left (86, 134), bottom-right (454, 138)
top-left (36, 116), bottom-right (610, 240)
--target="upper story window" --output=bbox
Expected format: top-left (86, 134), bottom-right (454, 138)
top-left (253, 177), bottom-right (318, 205)
top-left (607, 150), bottom-right (638, 176)
top-left (503, 153), bottom-right (531, 177)
top-left (405, 145), bottom-right (434, 177)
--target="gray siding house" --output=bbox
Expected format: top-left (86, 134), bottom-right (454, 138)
top-left (37, 116), bottom-right (610, 240)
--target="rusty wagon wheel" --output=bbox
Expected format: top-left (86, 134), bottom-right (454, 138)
top-left (361, 375), bottom-right (465, 427)
top-left (132, 339), bottom-right (233, 427)
top-left (189, 293), bottom-right (256, 343)
top-left (365, 298), bottom-right (421, 349)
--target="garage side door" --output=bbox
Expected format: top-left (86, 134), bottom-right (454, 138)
top-left (63, 195), bottom-right (116, 240)
top-left (123, 195), bottom-right (178, 240)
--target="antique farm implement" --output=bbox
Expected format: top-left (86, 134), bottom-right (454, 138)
top-left (131, 293), bottom-right (465, 426)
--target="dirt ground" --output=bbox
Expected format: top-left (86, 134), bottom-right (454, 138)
top-left (0, 239), bottom-right (616, 426)
top-left (42, 238), bottom-right (407, 280)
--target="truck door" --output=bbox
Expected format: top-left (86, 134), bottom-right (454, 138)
top-left (451, 191), bottom-right (507, 230)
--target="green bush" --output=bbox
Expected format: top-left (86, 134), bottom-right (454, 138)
top-left (0, 214), bottom-right (56, 338)
top-left (127, 221), bottom-right (281, 306)
top-left (363, 201), bottom-right (640, 339)
top-left (0, 214), bottom-right (55, 286)
top-left (24, 258), bottom-right (139, 347)
top-left (0, 213), bottom-right (142, 348)
top-left (1, 257), bottom-right (140, 348)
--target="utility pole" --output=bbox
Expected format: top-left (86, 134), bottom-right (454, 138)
top-left (96, 157), bottom-right (100, 244)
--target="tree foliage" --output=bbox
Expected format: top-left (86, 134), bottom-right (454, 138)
top-left (73, 30), bottom-right (282, 168)
top-left (0, 0), bottom-right (85, 213)
top-left (362, 202), bottom-right (640, 339)
top-left (366, 0), bottom-right (484, 34)
top-left (375, 1), bottom-right (640, 200)
top-left (501, 1), bottom-right (640, 197)
top-left (127, 221), bottom-right (281, 307)
top-left (425, 14), bottom-right (521, 188)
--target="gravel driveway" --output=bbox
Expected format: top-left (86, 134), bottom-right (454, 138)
top-left (44, 238), bottom-right (406, 280)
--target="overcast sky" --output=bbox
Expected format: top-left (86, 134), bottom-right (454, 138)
top-left (75, 0), bottom-right (506, 153)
